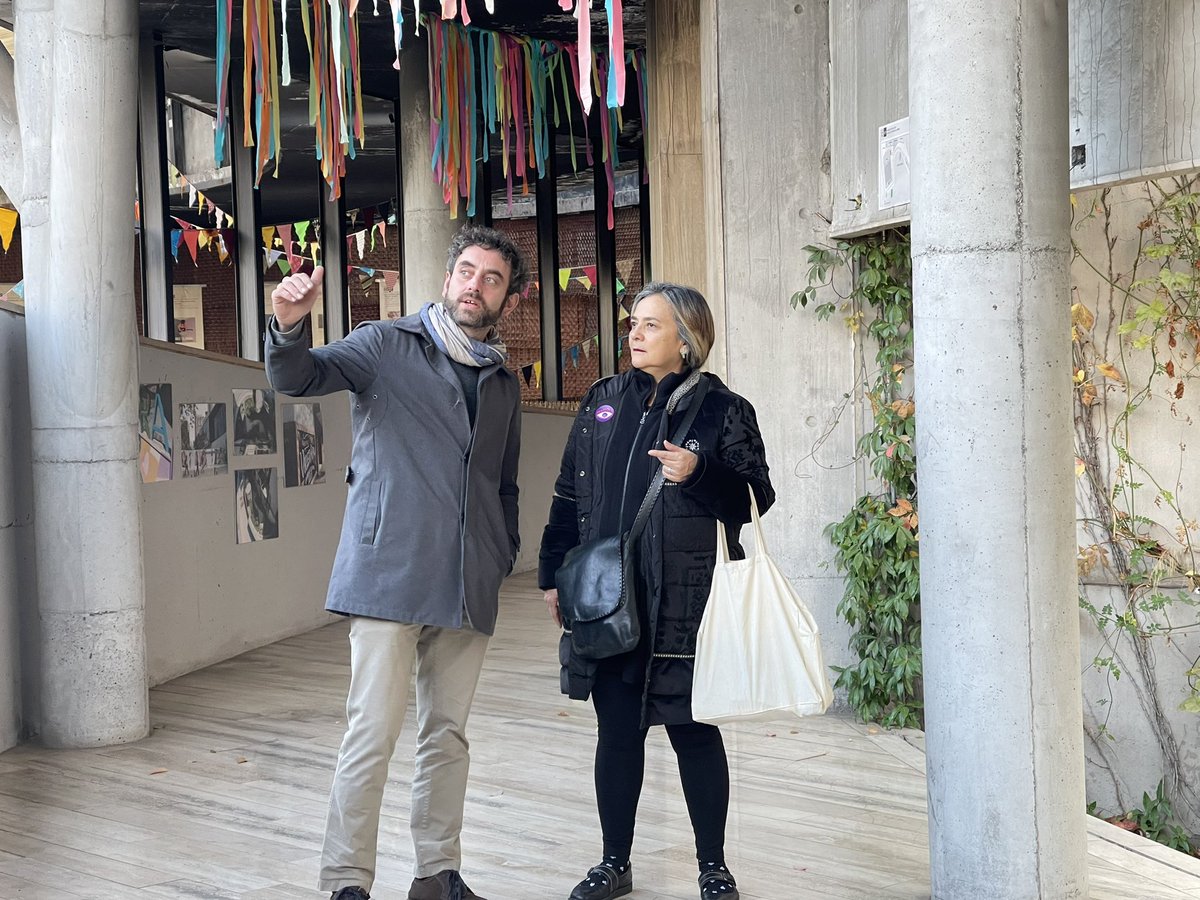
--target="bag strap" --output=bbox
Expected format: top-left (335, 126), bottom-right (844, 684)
top-left (626, 374), bottom-right (712, 545)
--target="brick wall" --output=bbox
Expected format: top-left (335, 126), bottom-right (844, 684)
top-left (496, 205), bottom-right (644, 402)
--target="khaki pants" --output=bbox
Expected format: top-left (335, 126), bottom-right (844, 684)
top-left (319, 617), bottom-right (490, 893)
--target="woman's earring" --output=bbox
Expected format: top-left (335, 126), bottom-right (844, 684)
top-left (681, 347), bottom-right (689, 360)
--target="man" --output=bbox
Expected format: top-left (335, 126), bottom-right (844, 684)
top-left (265, 225), bottom-right (529, 900)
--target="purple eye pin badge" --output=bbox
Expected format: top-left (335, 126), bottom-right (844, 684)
top-left (595, 404), bottom-right (616, 422)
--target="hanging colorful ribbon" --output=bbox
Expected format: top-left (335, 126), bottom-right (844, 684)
top-left (239, 0), bottom-right (282, 185)
top-left (605, 0), bottom-right (625, 107)
top-left (388, 0), bottom-right (404, 68)
top-left (214, 0), bottom-right (234, 165)
top-left (425, 15), bottom-right (641, 228)
top-left (281, 0), bottom-right (293, 86)
top-left (575, 0), bottom-right (593, 114)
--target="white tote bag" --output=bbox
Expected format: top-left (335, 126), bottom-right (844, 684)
top-left (691, 486), bottom-right (833, 724)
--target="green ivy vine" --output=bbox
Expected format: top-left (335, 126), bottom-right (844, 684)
top-left (793, 231), bottom-right (921, 729)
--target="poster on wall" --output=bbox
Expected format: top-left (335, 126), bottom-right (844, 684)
top-left (232, 389), bottom-right (277, 455)
top-left (138, 383), bottom-right (173, 483)
top-left (878, 116), bottom-right (911, 210)
top-left (283, 403), bottom-right (326, 487)
top-left (180, 402), bottom-right (228, 477)
top-left (235, 467), bottom-right (279, 544)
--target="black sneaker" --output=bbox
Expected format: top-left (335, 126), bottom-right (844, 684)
top-left (331, 889), bottom-right (370, 900)
top-left (568, 861), bottom-right (633, 900)
top-left (698, 862), bottom-right (739, 900)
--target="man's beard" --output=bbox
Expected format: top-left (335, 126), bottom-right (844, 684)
top-left (446, 291), bottom-right (503, 332)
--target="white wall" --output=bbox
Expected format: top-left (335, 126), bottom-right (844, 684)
top-left (513, 410), bottom-right (573, 578)
top-left (1071, 180), bottom-right (1200, 831)
top-left (0, 302), bottom-right (35, 751)
top-left (138, 341), bottom-right (349, 685)
top-left (829, 0), bottom-right (909, 238)
top-left (829, 1), bottom-right (1200, 237)
top-left (1070, 2), bottom-right (1200, 189)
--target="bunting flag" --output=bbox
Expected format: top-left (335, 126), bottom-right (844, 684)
top-left (169, 163), bottom-right (235, 227)
top-left (2, 281), bottom-right (24, 302)
top-left (182, 229), bottom-right (200, 263)
top-left (0, 208), bottom-right (17, 252)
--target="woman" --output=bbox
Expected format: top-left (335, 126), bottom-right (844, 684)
top-left (540, 282), bottom-right (774, 900)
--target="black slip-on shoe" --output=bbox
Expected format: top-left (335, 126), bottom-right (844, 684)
top-left (699, 864), bottom-right (739, 900)
top-left (568, 861), bottom-right (633, 900)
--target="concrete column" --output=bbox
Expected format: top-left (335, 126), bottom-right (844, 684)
top-left (909, 2), bottom-right (1087, 897)
top-left (25, 0), bottom-right (148, 747)
top-left (398, 41), bottom-right (455, 315)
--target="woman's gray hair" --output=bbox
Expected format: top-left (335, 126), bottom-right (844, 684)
top-left (630, 281), bottom-right (715, 370)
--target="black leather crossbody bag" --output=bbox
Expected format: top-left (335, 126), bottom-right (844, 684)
top-left (556, 374), bottom-right (710, 659)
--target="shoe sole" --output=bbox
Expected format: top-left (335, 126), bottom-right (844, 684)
top-left (568, 885), bottom-right (632, 900)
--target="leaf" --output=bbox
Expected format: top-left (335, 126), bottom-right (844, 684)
top-left (888, 498), bottom-right (913, 517)
top-left (1075, 457), bottom-right (1086, 477)
top-left (1096, 362), bottom-right (1124, 383)
top-left (1166, 360), bottom-right (1176, 378)
top-left (149, 768), bottom-right (168, 776)
top-left (1071, 302), bottom-right (1095, 332)
top-left (888, 399), bottom-right (915, 419)
top-left (1175, 381), bottom-right (1186, 399)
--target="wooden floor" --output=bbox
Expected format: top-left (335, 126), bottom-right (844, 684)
top-left (2, 572), bottom-right (1200, 899)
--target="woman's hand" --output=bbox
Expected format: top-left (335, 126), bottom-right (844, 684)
top-left (544, 588), bottom-right (562, 627)
top-left (649, 440), bottom-right (699, 483)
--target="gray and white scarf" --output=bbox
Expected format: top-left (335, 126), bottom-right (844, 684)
top-left (419, 301), bottom-right (507, 367)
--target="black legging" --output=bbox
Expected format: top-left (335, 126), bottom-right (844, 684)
top-left (591, 668), bottom-right (730, 863)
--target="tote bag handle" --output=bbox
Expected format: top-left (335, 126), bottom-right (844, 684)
top-left (715, 484), bottom-right (768, 564)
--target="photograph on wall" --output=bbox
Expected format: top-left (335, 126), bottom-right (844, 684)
top-left (179, 402), bottom-right (228, 477)
top-left (235, 467), bottom-right (279, 544)
top-left (232, 388), bottom-right (277, 456)
top-left (283, 402), bottom-right (326, 487)
top-left (138, 382), bottom-right (173, 483)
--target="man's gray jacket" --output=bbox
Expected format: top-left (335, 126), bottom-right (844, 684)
top-left (265, 312), bottom-right (521, 635)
